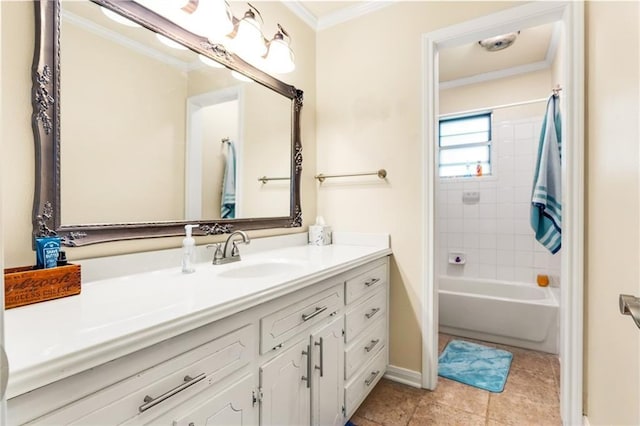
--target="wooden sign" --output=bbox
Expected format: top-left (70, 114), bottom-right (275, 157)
top-left (4, 264), bottom-right (81, 309)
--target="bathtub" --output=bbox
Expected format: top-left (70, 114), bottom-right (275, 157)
top-left (438, 276), bottom-right (559, 354)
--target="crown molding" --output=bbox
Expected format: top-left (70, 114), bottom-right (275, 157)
top-left (283, 1), bottom-right (397, 32)
top-left (61, 9), bottom-right (190, 71)
top-left (281, 1), bottom-right (319, 30)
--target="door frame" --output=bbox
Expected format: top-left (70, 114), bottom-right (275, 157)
top-left (421, 2), bottom-right (584, 424)
top-left (185, 86), bottom-right (245, 220)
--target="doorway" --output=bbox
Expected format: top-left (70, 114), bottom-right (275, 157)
top-left (421, 2), bottom-right (584, 424)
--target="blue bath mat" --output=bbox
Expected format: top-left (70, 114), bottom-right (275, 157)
top-left (438, 340), bottom-right (512, 392)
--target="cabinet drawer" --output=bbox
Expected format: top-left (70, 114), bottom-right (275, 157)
top-left (37, 324), bottom-right (255, 425)
top-left (344, 348), bottom-right (387, 417)
top-left (261, 283), bottom-right (343, 353)
top-left (345, 263), bottom-right (387, 305)
top-left (345, 317), bottom-right (386, 380)
top-left (344, 288), bottom-right (386, 343)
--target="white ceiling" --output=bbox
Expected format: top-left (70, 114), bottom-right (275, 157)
top-left (286, 1), bottom-right (558, 87)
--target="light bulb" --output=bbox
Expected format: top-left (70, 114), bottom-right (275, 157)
top-left (187, 0), bottom-right (233, 42)
top-left (265, 36), bottom-right (295, 74)
top-left (230, 11), bottom-right (267, 61)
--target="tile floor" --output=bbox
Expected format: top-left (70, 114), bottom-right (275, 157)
top-left (350, 333), bottom-right (561, 426)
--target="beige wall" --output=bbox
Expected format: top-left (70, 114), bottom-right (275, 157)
top-left (1, 1), bottom-right (316, 266)
top-left (316, 1), bottom-right (518, 373)
top-left (61, 20), bottom-right (188, 224)
top-left (585, 2), bottom-right (640, 424)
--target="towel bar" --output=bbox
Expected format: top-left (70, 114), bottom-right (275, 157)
top-left (257, 176), bottom-right (290, 184)
top-left (315, 169), bottom-right (387, 183)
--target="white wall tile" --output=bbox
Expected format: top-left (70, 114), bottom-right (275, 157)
top-left (479, 188), bottom-right (497, 204)
top-left (478, 234), bottom-right (497, 249)
top-left (478, 219), bottom-right (497, 234)
top-left (479, 249), bottom-right (497, 265)
top-left (515, 235), bottom-right (534, 251)
top-left (514, 267), bottom-right (534, 283)
top-left (515, 251), bottom-right (534, 267)
top-left (497, 266), bottom-right (515, 281)
top-left (479, 203), bottom-right (497, 219)
top-left (497, 187), bottom-right (515, 204)
top-left (514, 123), bottom-right (534, 140)
top-left (478, 264), bottom-right (497, 279)
top-left (448, 233), bottom-right (464, 249)
top-left (463, 233), bottom-right (480, 249)
top-left (463, 204), bottom-right (479, 218)
top-left (447, 203), bottom-right (463, 218)
top-left (437, 117), bottom-right (561, 286)
top-left (497, 203), bottom-right (514, 219)
top-left (496, 250), bottom-right (515, 266)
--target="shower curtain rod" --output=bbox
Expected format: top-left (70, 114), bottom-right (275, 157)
top-left (439, 97), bottom-right (549, 119)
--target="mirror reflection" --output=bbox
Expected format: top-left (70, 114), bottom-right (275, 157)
top-left (59, 1), bottom-right (292, 225)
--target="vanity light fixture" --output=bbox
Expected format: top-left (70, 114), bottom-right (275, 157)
top-left (264, 24), bottom-right (295, 74)
top-left (185, 0), bottom-right (234, 43)
top-left (229, 5), bottom-right (268, 63)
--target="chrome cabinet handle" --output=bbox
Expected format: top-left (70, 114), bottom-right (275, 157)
top-left (302, 305), bottom-right (327, 322)
top-left (365, 307), bottom-right (380, 319)
top-left (364, 278), bottom-right (380, 287)
top-left (314, 337), bottom-right (324, 377)
top-left (365, 370), bottom-right (380, 386)
top-left (619, 294), bottom-right (640, 329)
top-left (364, 339), bottom-right (380, 353)
top-left (139, 374), bottom-right (206, 412)
top-left (301, 345), bottom-right (311, 388)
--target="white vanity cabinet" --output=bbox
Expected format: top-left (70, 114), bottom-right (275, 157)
top-left (7, 256), bottom-right (390, 426)
top-left (342, 259), bottom-right (389, 418)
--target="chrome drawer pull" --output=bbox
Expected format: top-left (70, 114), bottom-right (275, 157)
top-left (139, 373), bottom-right (206, 412)
top-left (302, 305), bottom-right (327, 322)
top-left (314, 337), bottom-right (324, 377)
top-left (365, 307), bottom-right (380, 319)
top-left (364, 278), bottom-right (380, 287)
top-left (365, 370), bottom-right (380, 386)
top-left (301, 345), bottom-right (311, 388)
top-left (364, 339), bottom-right (380, 353)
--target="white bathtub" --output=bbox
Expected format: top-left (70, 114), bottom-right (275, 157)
top-left (438, 276), bottom-right (559, 354)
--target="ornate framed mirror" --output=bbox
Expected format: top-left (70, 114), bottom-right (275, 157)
top-left (32, 0), bottom-right (303, 246)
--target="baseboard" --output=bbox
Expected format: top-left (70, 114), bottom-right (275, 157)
top-left (384, 365), bottom-right (422, 388)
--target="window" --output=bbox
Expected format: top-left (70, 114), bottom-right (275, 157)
top-left (439, 112), bottom-right (492, 178)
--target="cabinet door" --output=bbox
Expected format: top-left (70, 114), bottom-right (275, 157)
top-left (173, 374), bottom-right (256, 426)
top-left (311, 317), bottom-right (344, 426)
top-left (260, 339), bottom-right (310, 426)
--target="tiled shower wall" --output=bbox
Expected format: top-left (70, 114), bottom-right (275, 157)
top-left (437, 117), bottom-right (562, 285)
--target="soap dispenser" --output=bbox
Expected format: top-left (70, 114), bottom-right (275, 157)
top-left (182, 224), bottom-right (199, 273)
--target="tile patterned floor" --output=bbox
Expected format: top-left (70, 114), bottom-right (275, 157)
top-left (350, 334), bottom-right (561, 426)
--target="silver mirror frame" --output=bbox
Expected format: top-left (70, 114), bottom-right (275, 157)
top-left (31, 0), bottom-right (303, 246)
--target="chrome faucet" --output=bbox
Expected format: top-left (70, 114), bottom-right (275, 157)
top-left (207, 231), bottom-right (251, 265)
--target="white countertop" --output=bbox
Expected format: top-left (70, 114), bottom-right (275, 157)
top-left (5, 234), bottom-right (391, 398)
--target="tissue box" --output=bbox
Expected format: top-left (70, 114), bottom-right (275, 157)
top-left (309, 225), bottom-right (332, 246)
top-left (4, 264), bottom-right (81, 309)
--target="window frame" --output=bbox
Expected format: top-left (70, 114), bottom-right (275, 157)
top-left (438, 112), bottom-right (493, 178)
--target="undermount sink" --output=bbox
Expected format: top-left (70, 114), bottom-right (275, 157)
top-left (218, 260), bottom-right (307, 279)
